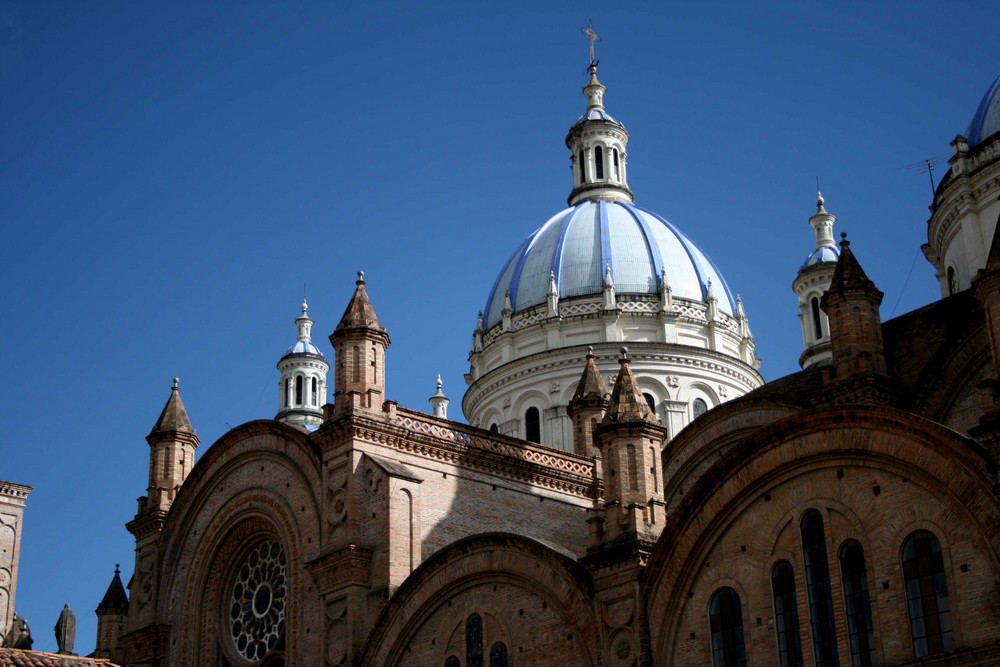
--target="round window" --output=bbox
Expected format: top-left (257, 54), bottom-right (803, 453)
top-left (228, 540), bottom-right (287, 662)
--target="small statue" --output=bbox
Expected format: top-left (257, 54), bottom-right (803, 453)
top-left (55, 603), bottom-right (76, 655)
top-left (2, 613), bottom-right (32, 650)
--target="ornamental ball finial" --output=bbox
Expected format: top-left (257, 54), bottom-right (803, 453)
top-left (172, 378), bottom-right (179, 389)
top-left (620, 346), bottom-right (628, 359)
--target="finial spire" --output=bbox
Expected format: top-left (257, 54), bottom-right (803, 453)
top-left (581, 20), bottom-right (601, 66)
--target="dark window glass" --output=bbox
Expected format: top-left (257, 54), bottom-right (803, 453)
top-left (489, 423), bottom-right (499, 434)
top-left (445, 657), bottom-right (460, 667)
top-left (771, 561), bottom-right (804, 667)
top-left (489, 642), bottom-right (508, 667)
top-left (578, 150), bottom-right (585, 182)
top-left (644, 392), bottom-right (656, 414)
top-left (902, 531), bottom-right (955, 657)
top-left (525, 407), bottom-right (541, 443)
top-left (801, 510), bottom-right (839, 666)
top-left (811, 297), bottom-right (823, 339)
top-left (840, 541), bottom-right (876, 666)
top-left (466, 614), bottom-right (483, 667)
top-left (709, 587), bottom-right (747, 667)
top-left (693, 398), bottom-right (708, 419)
top-left (311, 377), bottom-right (318, 406)
top-left (284, 378), bottom-right (289, 407)
top-left (295, 376), bottom-right (303, 405)
top-left (613, 148), bottom-right (620, 179)
top-left (595, 146), bottom-right (604, 179)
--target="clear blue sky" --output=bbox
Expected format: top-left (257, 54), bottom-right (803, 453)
top-left (2, 1), bottom-right (997, 654)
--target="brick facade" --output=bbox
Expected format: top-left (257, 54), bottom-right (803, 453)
top-left (108, 240), bottom-right (1000, 666)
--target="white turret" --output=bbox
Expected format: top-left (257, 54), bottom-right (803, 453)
top-left (428, 375), bottom-right (450, 419)
top-left (793, 193), bottom-right (840, 369)
top-left (276, 299), bottom-right (329, 428)
top-left (565, 58), bottom-right (633, 206)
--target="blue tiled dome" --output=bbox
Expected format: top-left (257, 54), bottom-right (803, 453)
top-left (967, 74), bottom-right (1000, 148)
top-left (800, 245), bottom-right (840, 270)
top-left (483, 200), bottom-right (737, 329)
top-left (283, 340), bottom-right (324, 359)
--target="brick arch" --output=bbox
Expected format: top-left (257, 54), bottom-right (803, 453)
top-left (361, 533), bottom-right (598, 667)
top-left (643, 406), bottom-right (1000, 664)
top-left (153, 421), bottom-right (324, 666)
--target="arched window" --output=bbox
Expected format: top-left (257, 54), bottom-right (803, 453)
top-left (489, 423), bottom-right (499, 434)
top-left (771, 560), bottom-right (804, 667)
top-left (811, 296), bottom-right (823, 340)
top-left (445, 658), bottom-right (460, 667)
top-left (352, 345), bottom-right (361, 383)
top-left (525, 407), bottom-right (541, 443)
top-left (709, 587), bottom-right (747, 667)
top-left (490, 642), bottom-right (508, 667)
top-left (595, 146), bottom-right (604, 179)
top-left (311, 377), bottom-right (318, 406)
top-left (644, 392), bottom-right (656, 415)
top-left (901, 531), bottom-right (955, 657)
top-left (466, 613), bottom-right (483, 667)
top-left (840, 540), bottom-right (875, 666)
top-left (578, 149), bottom-right (586, 182)
top-left (295, 376), bottom-right (303, 405)
top-left (801, 510), bottom-right (839, 666)
top-left (284, 378), bottom-right (290, 407)
top-left (613, 148), bottom-right (620, 180)
top-left (693, 397), bottom-right (708, 419)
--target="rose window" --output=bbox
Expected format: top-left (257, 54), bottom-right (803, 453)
top-left (229, 540), bottom-right (287, 662)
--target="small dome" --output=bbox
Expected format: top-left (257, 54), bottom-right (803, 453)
top-left (483, 200), bottom-right (737, 328)
top-left (577, 108), bottom-right (618, 123)
top-left (967, 74), bottom-right (1000, 148)
top-left (283, 340), bottom-right (324, 358)
top-left (800, 245), bottom-right (840, 270)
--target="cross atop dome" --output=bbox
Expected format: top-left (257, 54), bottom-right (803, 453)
top-left (581, 20), bottom-right (601, 66)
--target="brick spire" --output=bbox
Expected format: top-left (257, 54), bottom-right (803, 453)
top-left (149, 378), bottom-right (195, 437)
top-left (602, 348), bottom-right (657, 425)
top-left (94, 564), bottom-right (128, 663)
top-left (329, 272), bottom-right (391, 416)
top-left (333, 271), bottom-right (389, 344)
top-left (821, 234), bottom-right (887, 378)
top-left (568, 347), bottom-right (611, 457)
top-left (141, 379), bottom-right (199, 514)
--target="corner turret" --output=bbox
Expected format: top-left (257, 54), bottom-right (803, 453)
top-left (821, 234), bottom-right (889, 388)
top-left (591, 348), bottom-right (668, 546)
top-left (94, 564), bottom-right (129, 663)
top-left (329, 272), bottom-right (391, 416)
top-left (567, 347), bottom-right (610, 458)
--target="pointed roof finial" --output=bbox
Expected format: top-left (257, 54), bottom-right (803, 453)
top-left (581, 20), bottom-right (601, 66)
top-left (172, 377), bottom-right (179, 390)
top-left (816, 190), bottom-right (827, 214)
top-left (357, 270), bottom-right (365, 285)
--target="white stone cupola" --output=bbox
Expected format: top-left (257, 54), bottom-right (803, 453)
top-left (276, 299), bottom-right (329, 429)
top-left (565, 60), bottom-right (633, 206)
top-left (793, 192), bottom-right (840, 369)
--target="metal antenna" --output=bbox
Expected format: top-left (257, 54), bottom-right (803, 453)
top-left (925, 160), bottom-right (936, 198)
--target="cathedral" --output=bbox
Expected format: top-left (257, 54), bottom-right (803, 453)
top-left (3, 42), bottom-right (1000, 667)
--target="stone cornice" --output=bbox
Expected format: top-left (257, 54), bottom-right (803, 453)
top-left (466, 343), bottom-right (764, 415)
top-left (125, 509), bottom-right (168, 539)
top-left (348, 409), bottom-right (597, 498)
top-left (0, 481), bottom-right (32, 500)
top-left (306, 543), bottom-right (374, 594)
